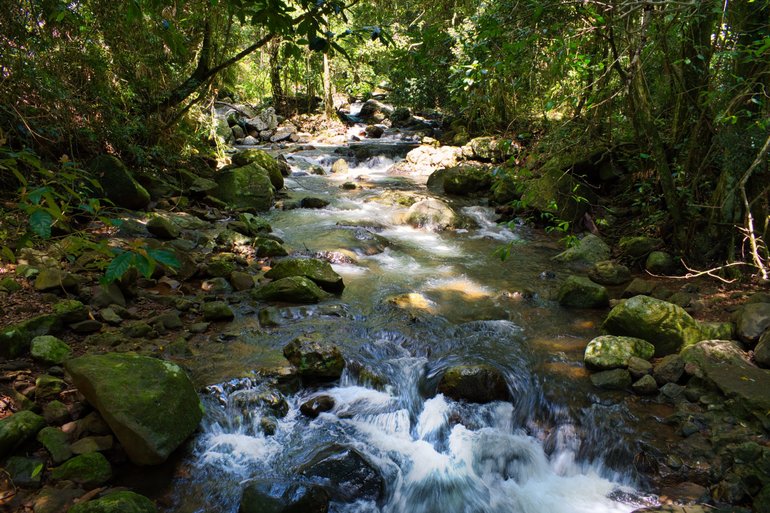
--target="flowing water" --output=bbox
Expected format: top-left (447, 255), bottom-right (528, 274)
top-left (168, 139), bottom-right (658, 513)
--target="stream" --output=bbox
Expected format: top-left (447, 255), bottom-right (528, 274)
top-left (167, 136), bottom-right (658, 513)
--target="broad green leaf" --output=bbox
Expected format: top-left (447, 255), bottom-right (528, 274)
top-left (133, 253), bottom-right (155, 278)
top-left (29, 210), bottom-right (53, 239)
top-left (147, 248), bottom-right (181, 269)
top-left (103, 251), bottom-right (133, 284)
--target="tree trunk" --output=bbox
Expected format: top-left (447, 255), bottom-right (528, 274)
top-left (269, 39), bottom-right (285, 115)
top-left (323, 51), bottom-right (335, 122)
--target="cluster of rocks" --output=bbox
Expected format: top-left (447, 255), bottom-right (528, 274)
top-left (214, 104), bottom-right (313, 146)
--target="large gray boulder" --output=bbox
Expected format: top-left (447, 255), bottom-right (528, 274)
top-left (265, 258), bottom-right (344, 293)
top-left (65, 353), bottom-right (203, 465)
top-left (404, 199), bottom-right (459, 231)
top-left (584, 335), bottom-right (655, 370)
top-left (213, 163), bottom-right (275, 211)
top-left (602, 295), bottom-right (703, 356)
top-left (682, 340), bottom-right (770, 430)
top-left (251, 276), bottom-right (329, 304)
top-left (90, 155), bottom-right (150, 210)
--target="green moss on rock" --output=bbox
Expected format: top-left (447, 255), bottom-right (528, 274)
top-left (0, 410), bottom-right (46, 459)
top-left (51, 452), bottom-right (112, 487)
top-left (67, 491), bottom-right (157, 513)
top-left (584, 335), bottom-right (655, 370)
top-left (264, 258), bottom-right (344, 293)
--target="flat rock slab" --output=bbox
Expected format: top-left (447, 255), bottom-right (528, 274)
top-left (65, 353), bottom-right (203, 465)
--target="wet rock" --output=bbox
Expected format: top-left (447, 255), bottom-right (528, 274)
top-left (254, 237), bottom-right (288, 257)
top-left (645, 251), bottom-right (676, 274)
top-left (755, 330), bottom-right (770, 368)
top-left (67, 491), bottom-right (157, 513)
top-left (622, 278), bottom-right (656, 298)
top-left (299, 445), bottom-right (383, 503)
top-left (632, 374), bottom-right (658, 395)
top-left (331, 159), bottom-right (349, 174)
top-left (146, 216), bottom-right (180, 239)
top-left (682, 340), bottom-right (770, 429)
top-left (552, 234), bottom-right (610, 268)
top-left (6, 455), bottom-right (44, 488)
top-left (265, 258), bottom-right (344, 294)
top-left (437, 364), bottom-right (509, 403)
top-left (405, 198), bottom-right (459, 231)
top-left (240, 480), bottom-right (330, 513)
top-left (51, 452), bottom-right (112, 488)
top-left (365, 125), bottom-right (384, 138)
top-left (584, 335), bottom-right (654, 370)
top-left (30, 335), bottom-right (71, 365)
top-left (735, 302), bottom-right (770, 346)
top-left (213, 163), bottom-right (275, 211)
top-left (588, 261), bottom-right (632, 286)
top-left (203, 301), bottom-right (235, 321)
top-left (36, 374), bottom-right (66, 400)
top-left (603, 295), bottom-right (703, 356)
top-left (300, 395), bottom-right (335, 418)
top-left (557, 275), bottom-right (609, 308)
top-left (64, 353), bottom-right (203, 465)
top-left (590, 369), bottom-right (632, 390)
top-left (283, 333), bottom-right (345, 380)
top-left (35, 268), bottom-right (80, 292)
top-left (627, 356), bottom-right (653, 379)
top-left (653, 354), bottom-right (685, 385)
top-left (358, 99), bottom-right (393, 122)
top-left (300, 197), bottom-right (330, 209)
top-left (90, 154), bottom-right (150, 210)
top-left (252, 276), bottom-right (329, 304)
top-left (37, 426), bottom-right (73, 463)
top-left (618, 236), bottom-right (662, 258)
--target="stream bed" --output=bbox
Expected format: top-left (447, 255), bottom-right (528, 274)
top-left (167, 140), bottom-right (659, 513)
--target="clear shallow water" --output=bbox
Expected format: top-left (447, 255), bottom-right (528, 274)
top-left (168, 144), bottom-right (657, 513)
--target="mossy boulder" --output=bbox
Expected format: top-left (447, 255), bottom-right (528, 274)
top-left (37, 426), bottom-right (73, 463)
top-left (64, 353), bottom-right (203, 465)
top-left (283, 333), bottom-right (345, 380)
top-left (90, 155), bottom-right (150, 210)
top-left (252, 276), bottom-right (329, 304)
top-left (146, 216), bottom-right (180, 239)
top-left (51, 452), bottom-right (112, 488)
top-left (557, 275), bottom-right (609, 308)
top-left (232, 149), bottom-right (287, 189)
top-left (264, 258), bottom-right (344, 293)
top-left (519, 166), bottom-right (593, 225)
top-left (36, 374), bottom-right (66, 400)
top-left (440, 166), bottom-right (494, 196)
top-left (645, 251), bottom-right (676, 274)
top-left (584, 335), bottom-right (655, 370)
top-left (239, 481), bottom-right (329, 513)
top-left (603, 295), bottom-right (703, 356)
top-left (553, 234), bottom-right (611, 267)
top-left (588, 261), bottom-right (632, 286)
top-left (735, 303), bottom-right (770, 345)
top-left (0, 314), bottom-right (61, 358)
top-left (34, 268), bottom-right (80, 291)
top-left (0, 410), bottom-right (46, 459)
top-left (68, 491), bottom-right (157, 513)
top-left (467, 137), bottom-right (516, 162)
top-left (30, 335), bottom-right (72, 365)
top-left (437, 364), bottom-right (509, 403)
top-left (699, 321), bottom-right (734, 341)
top-left (253, 237), bottom-right (288, 257)
top-left (202, 301), bottom-right (235, 321)
top-left (618, 236), bottom-right (662, 258)
top-left (213, 163), bottom-right (275, 211)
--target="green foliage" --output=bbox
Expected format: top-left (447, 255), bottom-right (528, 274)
top-left (102, 244), bottom-right (180, 285)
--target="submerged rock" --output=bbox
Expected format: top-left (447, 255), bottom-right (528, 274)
top-left (602, 295), bottom-right (703, 356)
top-left (590, 368), bottom-right (632, 390)
top-left (298, 445), bottom-right (383, 503)
top-left (265, 258), bottom-right (344, 293)
top-left (437, 364), bottom-right (509, 403)
top-left (64, 353), bottom-right (203, 465)
top-left (240, 480), bottom-right (330, 513)
top-left (584, 335), bottom-right (655, 370)
top-left (300, 395), bottom-right (335, 418)
top-left (283, 333), bottom-right (345, 380)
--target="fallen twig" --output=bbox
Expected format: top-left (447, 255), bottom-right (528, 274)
top-left (645, 260), bottom-right (753, 284)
